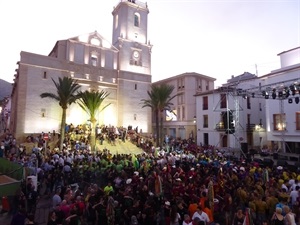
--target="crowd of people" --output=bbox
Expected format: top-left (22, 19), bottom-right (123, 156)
top-left (1, 128), bottom-right (300, 225)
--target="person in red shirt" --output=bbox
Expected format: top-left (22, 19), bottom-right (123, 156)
top-left (73, 196), bottom-right (85, 216)
top-left (203, 200), bottom-right (214, 223)
top-left (199, 191), bottom-right (208, 210)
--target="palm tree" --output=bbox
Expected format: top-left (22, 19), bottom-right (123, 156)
top-left (77, 90), bottom-right (110, 151)
top-left (141, 83), bottom-right (178, 147)
top-left (40, 77), bottom-right (80, 151)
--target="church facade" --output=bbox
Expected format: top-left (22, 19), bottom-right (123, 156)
top-left (10, 0), bottom-right (152, 141)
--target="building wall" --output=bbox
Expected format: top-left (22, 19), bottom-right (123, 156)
top-left (196, 78), bottom-right (268, 151)
top-left (195, 47), bottom-right (300, 154)
top-left (154, 73), bottom-right (216, 140)
top-left (11, 1), bottom-right (152, 142)
top-left (263, 65), bottom-right (300, 153)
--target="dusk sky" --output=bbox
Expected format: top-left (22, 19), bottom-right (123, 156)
top-left (0, 0), bottom-right (299, 87)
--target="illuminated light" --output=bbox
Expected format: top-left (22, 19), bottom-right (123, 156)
top-left (91, 38), bottom-right (100, 46)
top-left (67, 104), bottom-right (93, 126)
top-left (265, 93), bottom-right (269, 99)
top-left (69, 51), bottom-right (74, 61)
top-left (276, 122), bottom-right (286, 131)
top-left (78, 34), bottom-right (89, 43)
top-left (78, 83), bottom-right (90, 86)
top-left (98, 86), bottom-right (109, 89)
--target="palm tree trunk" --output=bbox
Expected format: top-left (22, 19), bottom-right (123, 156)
top-left (155, 109), bottom-right (160, 147)
top-left (90, 118), bottom-right (96, 152)
top-left (160, 111), bottom-right (163, 147)
top-left (60, 108), bottom-right (67, 151)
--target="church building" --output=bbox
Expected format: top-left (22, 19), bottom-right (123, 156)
top-left (10, 0), bottom-right (152, 141)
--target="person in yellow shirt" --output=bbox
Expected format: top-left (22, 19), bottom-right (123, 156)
top-left (255, 195), bottom-right (268, 225)
top-left (104, 182), bottom-right (114, 195)
top-left (236, 185), bottom-right (248, 208)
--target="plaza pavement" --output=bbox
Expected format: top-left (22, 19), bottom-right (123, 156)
top-left (95, 139), bottom-right (144, 155)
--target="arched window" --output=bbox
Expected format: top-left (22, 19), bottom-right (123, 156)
top-left (134, 13), bottom-right (140, 27)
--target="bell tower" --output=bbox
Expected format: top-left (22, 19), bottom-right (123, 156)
top-left (112, 0), bottom-right (152, 75)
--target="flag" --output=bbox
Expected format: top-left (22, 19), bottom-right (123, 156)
top-left (243, 208), bottom-right (254, 225)
top-left (131, 154), bottom-right (139, 170)
top-left (154, 147), bottom-right (159, 158)
top-left (208, 180), bottom-right (214, 212)
top-left (263, 168), bottom-right (269, 184)
top-left (155, 174), bottom-right (163, 196)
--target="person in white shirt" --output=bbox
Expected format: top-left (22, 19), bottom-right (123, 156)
top-left (182, 214), bottom-right (192, 225)
top-left (192, 207), bottom-right (210, 224)
top-left (290, 179), bottom-right (300, 191)
top-left (281, 180), bottom-right (289, 192)
top-left (52, 188), bottom-right (62, 208)
top-left (290, 186), bottom-right (300, 206)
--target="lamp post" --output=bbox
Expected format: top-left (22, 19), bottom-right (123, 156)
top-left (193, 116), bottom-right (197, 143)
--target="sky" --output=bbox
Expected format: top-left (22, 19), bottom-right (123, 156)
top-left (0, 0), bottom-right (299, 87)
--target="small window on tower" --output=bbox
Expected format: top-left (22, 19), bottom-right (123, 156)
top-left (134, 13), bottom-right (140, 27)
top-left (134, 84), bottom-right (137, 90)
top-left (41, 108), bottom-right (46, 118)
top-left (43, 71), bottom-right (47, 79)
